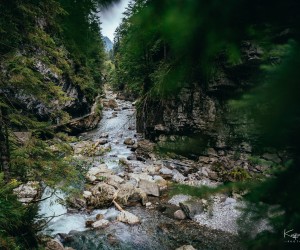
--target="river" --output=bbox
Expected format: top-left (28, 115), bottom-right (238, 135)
top-left (39, 89), bottom-right (243, 250)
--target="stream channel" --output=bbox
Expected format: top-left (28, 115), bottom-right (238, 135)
top-left (38, 89), bottom-right (243, 250)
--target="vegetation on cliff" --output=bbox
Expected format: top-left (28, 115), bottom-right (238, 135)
top-left (113, 0), bottom-right (300, 249)
top-left (0, 0), bottom-right (118, 248)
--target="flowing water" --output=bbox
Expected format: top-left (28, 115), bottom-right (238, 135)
top-left (39, 89), bottom-right (243, 249)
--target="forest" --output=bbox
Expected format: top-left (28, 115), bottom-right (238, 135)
top-left (0, 0), bottom-right (299, 249)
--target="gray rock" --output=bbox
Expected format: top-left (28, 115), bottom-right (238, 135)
top-left (105, 175), bottom-right (124, 188)
top-left (159, 167), bottom-right (173, 175)
top-left (86, 183), bottom-right (116, 208)
top-left (46, 239), bottom-right (64, 250)
top-left (239, 142), bottom-right (252, 153)
top-left (207, 147), bottom-right (218, 156)
top-left (168, 195), bottom-right (191, 206)
top-left (97, 138), bottom-right (108, 145)
top-left (124, 138), bottom-right (135, 145)
top-left (175, 245), bottom-right (196, 250)
top-left (262, 153), bottom-right (281, 164)
top-left (223, 197), bottom-right (237, 206)
top-left (83, 191), bottom-right (92, 199)
top-left (179, 199), bottom-right (204, 219)
top-left (127, 155), bottom-right (137, 160)
top-left (208, 171), bottom-right (218, 181)
top-left (92, 219), bottom-right (109, 228)
top-left (100, 133), bottom-right (109, 138)
top-left (115, 183), bottom-right (148, 205)
top-left (13, 181), bottom-right (39, 203)
top-left (174, 210), bottom-right (186, 220)
top-left (117, 211), bottom-right (140, 224)
top-left (139, 179), bottom-right (160, 197)
top-left (153, 175), bottom-right (168, 188)
top-left (172, 171), bottom-right (186, 183)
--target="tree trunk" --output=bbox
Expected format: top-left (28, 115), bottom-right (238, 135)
top-left (0, 106), bottom-right (10, 182)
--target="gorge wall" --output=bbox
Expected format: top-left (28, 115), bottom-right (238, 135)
top-left (137, 42), bottom-right (264, 153)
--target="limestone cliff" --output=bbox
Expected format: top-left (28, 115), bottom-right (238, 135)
top-left (137, 42), bottom-right (264, 151)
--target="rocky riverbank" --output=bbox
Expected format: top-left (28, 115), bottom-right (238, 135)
top-left (37, 87), bottom-right (276, 250)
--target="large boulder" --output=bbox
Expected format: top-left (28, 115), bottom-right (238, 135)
top-left (117, 211), bottom-right (140, 224)
top-left (13, 181), bottom-right (39, 204)
top-left (179, 199), bottom-right (205, 219)
top-left (86, 164), bottom-right (113, 182)
top-left (86, 183), bottom-right (116, 208)
top-left (115, 183), bottom-right (148, 206)
top-left (138, 179), bottom-right (160, 197)
top-left (105, 175), bottom-right (124, 188)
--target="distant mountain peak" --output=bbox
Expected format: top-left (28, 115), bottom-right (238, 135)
top-left (103, 36), bottom-right (113, 52)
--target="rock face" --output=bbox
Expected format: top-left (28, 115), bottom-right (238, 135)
top-left (136, 43), bottom-right (263, 150)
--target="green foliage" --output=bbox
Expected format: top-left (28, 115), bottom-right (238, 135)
top-left (113, 1), bottom-right (300, 249)
top-left (0, 0), bottom-right (119, 248)
top-left (0, 174), bottom-right (39, 249)
top-left (229, 167), bottom-right (251, 182)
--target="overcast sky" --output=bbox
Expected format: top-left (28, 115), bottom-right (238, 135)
top-left (99, 0), bottom-right (130, 42)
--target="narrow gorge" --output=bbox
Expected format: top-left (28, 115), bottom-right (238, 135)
top-left (1, 0), bottom-right (299, 250)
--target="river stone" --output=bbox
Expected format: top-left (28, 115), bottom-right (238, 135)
top-left (262, 153), bottom-right (281, 164)
top-left (87, 183), bottom-right (116, 208)
top-left (124, 138), bottom-right (135, 145)
top-left (96, 214), bottom-right (104, 220)
top-left (99, 132), bottom-right (109, 138)
top-left (168, 195), bottom-right (191, 206)
top-left (128, 173), bottom-right (153, 184)
top-left (179, 199), bottom-right (204, 219)
top-left (153, 175), bottom-right (168, 188)
top-left (105, 175), bottom-right (124, 188)
top-left (174, 210), bottom-right (186, 220)
top-left (92, 219), bottom-right (109, 228)
top-left (175, 245), bottom-right (196, 250)
top-left (108, 99), bottom-right (118, 109)
top-left (83, 191), bottom-right (92, 199)
top-left (97, 138), bottom-right (108, 145)
top-left (46, 239), bottom-right (64, 250)
top-left (115, 183), bottom-right (148, 205)
top-left (138, 179), bottom-right (160, 197)
top-left (13, 181), bottom-right (39, 203)
top-left (127, 155), bottom-right (137, 160)
top-left (207, 147), bottom-right (218, 156)
top-left (208, 171), bottom-right (218, 181)
top-left (117, 211), bottom-right (140, 224)
top-left (86, 164), bottom-right (112, 182)
top-left (85, 220), bottom-right (94, 227)
top-left (159, 167), bottom-right (173, 175)
top-left (223, 197), bottom-right (237, 206)
top-left (172, 171), bottom-right (186, 183)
